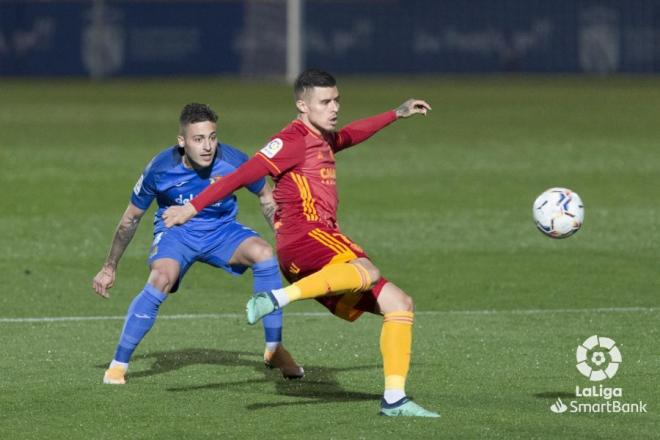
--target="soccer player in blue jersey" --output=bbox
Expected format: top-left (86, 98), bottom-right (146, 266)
top-left (92, 103), bottom-right (303, 384)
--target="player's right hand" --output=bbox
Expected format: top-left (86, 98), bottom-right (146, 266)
top-left (162, 203), bottom-right (198, 228)
top-left (92, 266), bottom-right (116, 299)
top-left (394, 98), bottom-right (432, 118)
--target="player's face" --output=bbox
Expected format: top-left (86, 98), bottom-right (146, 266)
top-left (299, 86), bottom-right (340, 132)
top-left (178, 121), bottom-right (218, 169)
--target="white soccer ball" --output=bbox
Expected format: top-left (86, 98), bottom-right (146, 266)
top-left (533, 187), bottom-right (584, 239)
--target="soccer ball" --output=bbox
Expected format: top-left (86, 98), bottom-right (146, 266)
top-left (533, 188), bottom-right (584, 239)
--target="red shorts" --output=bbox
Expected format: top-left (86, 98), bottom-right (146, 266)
top-left (276, 225), bottom-right (388, 321)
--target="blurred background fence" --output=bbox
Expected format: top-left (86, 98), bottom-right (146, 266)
top-left (1, 0), bottom-right (659, 78)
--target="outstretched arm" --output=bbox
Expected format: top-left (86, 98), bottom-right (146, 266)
top-left (162, 156), bottom-right (271, 228)
top-left (92, 202), bottom-right (146, 298)
top-left (334, 98), bottom-right (432, 152)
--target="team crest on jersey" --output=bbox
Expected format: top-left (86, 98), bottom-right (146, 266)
top-left (260, 138), bottom-right (283, 158)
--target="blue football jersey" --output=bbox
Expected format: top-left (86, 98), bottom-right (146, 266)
top-left (131, 143), bottom-right (265, 232)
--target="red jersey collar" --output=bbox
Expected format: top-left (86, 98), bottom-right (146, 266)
top-left (292, 118), bottom-right (328, 141)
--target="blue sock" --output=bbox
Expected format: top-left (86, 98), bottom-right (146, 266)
top-left (252, 257), bottom-right (283, 346)
top-left (113, 284), bottom-right (168, 363)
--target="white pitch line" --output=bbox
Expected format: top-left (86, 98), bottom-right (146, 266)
top-left (0, 307), bottom-right (655, 324)
top-left (428, 306), bottom-right (657, 316)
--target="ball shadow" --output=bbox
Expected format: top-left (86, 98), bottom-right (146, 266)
top-left (534, 391), bottom-right (574, 399)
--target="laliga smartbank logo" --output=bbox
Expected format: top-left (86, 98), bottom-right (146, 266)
top-left (549, 335), bottom-right (647, 414)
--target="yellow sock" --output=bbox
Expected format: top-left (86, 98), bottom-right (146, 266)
top-left (381, 311), bottom-right (414, 394)
top-left (282, 263), bottom-right (371, 302)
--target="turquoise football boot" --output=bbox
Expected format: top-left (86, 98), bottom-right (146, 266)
top-left (246, 291), bottom-right (279, 325)
top-left (379, 397), bottom-right (440, 418)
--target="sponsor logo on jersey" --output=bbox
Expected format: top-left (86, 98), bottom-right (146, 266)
top-left (320, 167), bottom-right (336, 185)
top-left (174, 192), bottom-right (223, 208)
top-left (260, 138), bottom-right (283, 158)
top-left (175, 194), bottom-right (195, 205)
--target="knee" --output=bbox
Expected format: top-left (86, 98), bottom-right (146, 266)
top-left (388, 293), bottom-right (414, 313)
top-left (252, 242), bottom-right (274, 263)
top-left (377, 283), bottom-right (414, 314)
top-left (399, 293), bottom-right (414, 312)
top-left (353, 259), bottom-right (380, 287)
top-left (148, 268), bottom-right (176, 293)
top-left (366, 266), bottom-right (381, 286)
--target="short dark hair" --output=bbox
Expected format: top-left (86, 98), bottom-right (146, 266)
top-left (294, 69), bottom-right (336, 100)
top-left (179, 103), bottom-right (218, 128)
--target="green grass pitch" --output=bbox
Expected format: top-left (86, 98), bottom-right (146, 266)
top-left (1, 76), bottom-right (659, 439)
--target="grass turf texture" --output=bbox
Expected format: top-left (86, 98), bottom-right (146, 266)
top-left (1, 76), bottom-right (659, 438)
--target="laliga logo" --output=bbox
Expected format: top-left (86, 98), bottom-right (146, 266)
top-left (576, 335), bottom-right (621, 381)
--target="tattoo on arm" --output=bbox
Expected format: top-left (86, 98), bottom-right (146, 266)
top-left (395, 99), bottom-right (413, 118)
top-left (105, 214), bottom-right (141, 269)
top-left (260, 199), bottom-right (277, 231)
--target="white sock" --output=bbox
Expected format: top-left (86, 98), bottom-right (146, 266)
top-left (384, 389), bottom-right (406, 404)
top-left (271, 288), bottom-right (290, 307)
top-left (110, 360), bottom-right (128, 370)
top-left (265, 342), bottom-right (280, 353)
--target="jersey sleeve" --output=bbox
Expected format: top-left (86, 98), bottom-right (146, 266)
top-left (253, 133), bottom-right (306, 177)
top-left (190, 157), bottom-right (271, 213)
top-left (130, 162), bottom-right (157, 210)
top-left (220, 143), bottom-right (266, 195)
top-left (332, 110), bottom-right (397, 152)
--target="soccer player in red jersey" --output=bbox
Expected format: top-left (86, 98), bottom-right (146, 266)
top-left (163, 69), bottom-right (438, 417)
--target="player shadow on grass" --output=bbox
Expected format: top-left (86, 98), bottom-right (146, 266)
top-left (94, 348), bottom-right (256, 379)
top-left (120, 348), bottom-right (257, 379)
top-left (104, 347), bottom-right (381, 408)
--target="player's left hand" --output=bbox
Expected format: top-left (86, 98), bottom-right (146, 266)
top-left (162, 203), bottom-right (198, 228)
top-left (395, 99), bottom-right (432, 118)
top-left (92, 265), bottom-right (116, 299)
